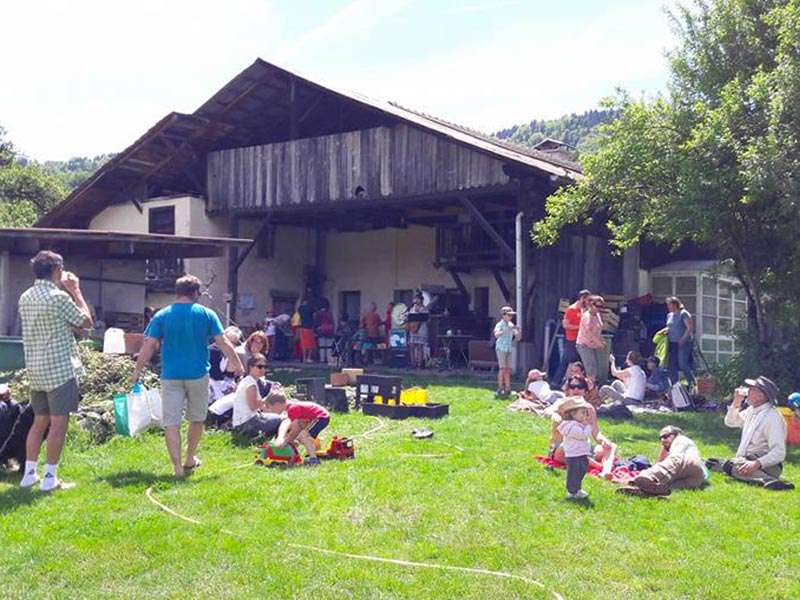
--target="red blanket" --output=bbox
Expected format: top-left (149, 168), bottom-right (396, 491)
top-left (534, 455), bottom-right (637, 485)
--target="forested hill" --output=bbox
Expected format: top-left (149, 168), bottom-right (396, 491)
top-left (494, 108), bottom-right (618, 155)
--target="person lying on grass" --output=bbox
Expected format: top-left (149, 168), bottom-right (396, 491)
top-left (617, 425), bottom-right (708, 497)
top-left (521, 369), bottom-right (564, 406)
top-left (264, 390), bottom-right (330, 466)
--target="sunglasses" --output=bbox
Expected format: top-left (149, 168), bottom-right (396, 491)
top-left (660, 433), bottom-right (674, 440)
top-left (568, 384), bottom-right (587, 390)
top-left (254, 364), bottom-right (268, 369)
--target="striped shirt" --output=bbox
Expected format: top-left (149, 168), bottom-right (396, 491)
top-left (19, 279), bottom-right (86, 392)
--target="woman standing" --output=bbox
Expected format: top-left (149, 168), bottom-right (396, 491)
top-left (576, 296), bottom-right (607, 384)
top-left (665, 296), bottom-right (695, 389)
top-left (408, 295), bottom-right (429, 369)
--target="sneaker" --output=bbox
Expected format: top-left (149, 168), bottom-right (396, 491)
top-left (40, 474), bottom-right (76, 492)
top-left (304, 457), bottom-right (321, 466)
top-left (574, 489), bottom-right (589, 499)
top-left (19, 471), bottom-right (39, 489)
top-left (565, 493), bottom-right (576, 500)
top-left (764, 479), bottom-right (795, 491)
top-left (616, 485), bottom-right (647, 496)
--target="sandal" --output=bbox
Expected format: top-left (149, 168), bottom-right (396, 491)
top-left (182, 456), bottom-right (202, 471)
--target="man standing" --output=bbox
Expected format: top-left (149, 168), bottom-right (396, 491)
top-left (133, 275), bottom-right (243, 478)
top-left (617, 425), bottom-right (707, 496)
top-left (709, 376), bottom-right (794, 490)
top-left (553, 290), bottom-right (591, 385)
top-left (19, 251), bottom-right (92, 491)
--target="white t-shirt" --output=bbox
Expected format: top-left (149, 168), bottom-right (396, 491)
top-left (625, 365), bottom-right (647, 401)
top-left (233, 375), bottom-right (259, 427)
top-left (527, 380), bottom-right (563, 404)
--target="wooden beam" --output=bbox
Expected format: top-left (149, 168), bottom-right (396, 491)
top-left (447, 269), bottom-right (470, 300)
top-left (289, 77), bottom-right (298, 139)
top-left (227, 216), bottom-right (240, 325)
top-left (459, 197), bottom-right (515, 260)
top-left (492, 269), bottom-right (511, 302)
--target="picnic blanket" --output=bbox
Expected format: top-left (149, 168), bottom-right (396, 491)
top-left (534, 455), bottom-right (638, 485)
top-left (507, 397), bottom-right (551, 416)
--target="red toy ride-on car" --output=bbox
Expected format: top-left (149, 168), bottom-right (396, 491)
top-left (319, 436), bottom-right (355, 460)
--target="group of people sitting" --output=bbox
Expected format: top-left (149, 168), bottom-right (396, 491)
top-left (532, 372), bottom-right (794, 499)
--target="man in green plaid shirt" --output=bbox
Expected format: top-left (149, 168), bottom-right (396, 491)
top-left (18, 251), bottom-right (92, 492)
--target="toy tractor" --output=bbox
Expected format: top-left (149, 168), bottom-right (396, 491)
top-left (319, 436), bottom-right (355, 460)
top-left (255, 441), bottom-right (302, 468)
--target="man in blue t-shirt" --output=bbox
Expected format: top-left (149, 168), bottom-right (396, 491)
top-left (133, 275), bottom-right (243, 478)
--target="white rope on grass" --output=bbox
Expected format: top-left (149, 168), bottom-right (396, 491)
top-left (288, 543), bottom-right (565, 600)
top-left (144, 486), bottom-right (564, 600)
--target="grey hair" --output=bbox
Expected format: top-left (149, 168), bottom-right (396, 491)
top-left (660, 425), bottom-right (683, 437)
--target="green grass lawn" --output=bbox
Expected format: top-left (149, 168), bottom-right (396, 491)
top-left (2, 372), bottom-right (799, 599)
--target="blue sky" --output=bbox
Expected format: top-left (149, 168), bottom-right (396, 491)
top-left (1, 0), bottom-right (674, 160)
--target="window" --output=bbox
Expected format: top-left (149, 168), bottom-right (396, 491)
top-left (652, 276), bottom-right (672, 298)
top-left (148, 206), bottom-right (175, 235)
top-left (340, 291), bottom-right (361, 326)
top-left (270, 292), bottom-right (297, 317)
top-left (256, 225), bottom-right (277, 259)
top-left (473, 286), bottom-right (489, 317)
top-left (393, 289), bottom-right (414, 306)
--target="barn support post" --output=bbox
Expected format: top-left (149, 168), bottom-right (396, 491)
top-left (515, 210), bottom-right (528, 375)
top-left (226, 216), bottom-right (240, 326)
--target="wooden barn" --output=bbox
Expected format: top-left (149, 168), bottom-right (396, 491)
top-left (39, 58), bottom-right (645, 371)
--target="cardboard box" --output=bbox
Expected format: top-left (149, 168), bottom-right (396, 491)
top-left (330, 372), bottom-right (349, 387)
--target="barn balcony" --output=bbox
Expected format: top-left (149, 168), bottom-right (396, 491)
top-left (434, 219), bottom-right (516, 271)
top-left (145, 258), bottom-right (185, 292)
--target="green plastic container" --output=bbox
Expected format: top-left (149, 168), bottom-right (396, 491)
top-left (0, 336), bottom-right (25, 375)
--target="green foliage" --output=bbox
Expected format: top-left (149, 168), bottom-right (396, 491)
top-left (495, 109), bottom-right (618, 155)
top-left (533, 0), bottom-right (800, 390)
top-left (0, 200), bottom-right (38, 227)
top-left (8, 344), bottom-right (159, 408)
top-left (0, 161), bottom-right (67, 213)
top-left (43, 154), bottom-right (113, 190)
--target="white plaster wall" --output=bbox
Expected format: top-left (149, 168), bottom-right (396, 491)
top-left (70, 258), bottom-right (146, 315)
top-left (88, 195), bottom-right (203, 235)
top-left (324, 226), bottom-right (512, 325)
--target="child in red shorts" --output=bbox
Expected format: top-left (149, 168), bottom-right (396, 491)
top-left (265, 390), bottom-right (330, 465)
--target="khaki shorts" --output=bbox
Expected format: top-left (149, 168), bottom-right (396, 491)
top-left (496, 350), bottom-right (512, 369)
top-left (161, 376), bottom-right (210, 427)
top-left (30, 378), bottom-right (80, 416)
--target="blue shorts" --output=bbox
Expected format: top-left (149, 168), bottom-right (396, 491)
top-left (307, 417), bottom-right (330, 438)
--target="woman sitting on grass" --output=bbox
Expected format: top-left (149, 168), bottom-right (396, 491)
top-left (231, 354), bottom-right (284, 440)
top-left (562, 363), bottom-right (601, 407)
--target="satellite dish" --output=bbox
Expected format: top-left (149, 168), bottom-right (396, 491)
top-left (391, 303), bottom-right (408, 328)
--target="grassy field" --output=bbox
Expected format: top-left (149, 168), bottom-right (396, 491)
top-left (1, 371), bottom-right (799, 599)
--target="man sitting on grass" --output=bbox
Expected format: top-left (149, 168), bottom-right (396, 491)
top-left (707, 376), bottom-right (794, 491)
top-left (617, 425), bottom-right (707, 497)
top-left (264, 390), bottom-right (329, 466)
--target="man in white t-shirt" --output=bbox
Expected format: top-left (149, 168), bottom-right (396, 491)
top-left (232, 354), bottom-right (284, 439)
top-left (600, 351), bottom-right (646, 405)
top-left (524, 370), bottom-right (564, 405)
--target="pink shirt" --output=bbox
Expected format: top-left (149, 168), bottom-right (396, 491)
top-left (557, 420), bottom-right (593, 457)
top-left (576, 311), bottom-right (604, 349)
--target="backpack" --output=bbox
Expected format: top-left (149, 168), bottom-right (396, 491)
top-left (670, 383), bottom-right (691, 410)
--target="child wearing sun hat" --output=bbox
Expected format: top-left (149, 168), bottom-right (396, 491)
top-left (556, 396), bottom-right (597, 499)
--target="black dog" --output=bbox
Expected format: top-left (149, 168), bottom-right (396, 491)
top-left (0, 398), bottom-right (34, 468)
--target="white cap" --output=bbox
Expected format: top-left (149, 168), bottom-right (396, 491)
top-left (0, 383), bottom-right (9, 395)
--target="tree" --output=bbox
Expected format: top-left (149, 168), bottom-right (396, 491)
top-left (533, 0), bottom-right (800, 358)
top-left (0, 123), bottom-right (71, 226)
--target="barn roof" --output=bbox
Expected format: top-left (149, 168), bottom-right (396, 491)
top-left (39, 58), bottom-right (582, 228)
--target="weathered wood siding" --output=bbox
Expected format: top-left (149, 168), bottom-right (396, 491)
top-left (206, 124), bottom-right (511, 211)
